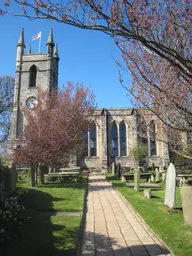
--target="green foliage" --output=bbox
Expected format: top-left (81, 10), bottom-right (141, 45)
top-left (129, 140), bottom-right (148, 165)
top-left (0, 195), bottom-right (25, 244)
top-left (169, 148), bottom-right (192, 172)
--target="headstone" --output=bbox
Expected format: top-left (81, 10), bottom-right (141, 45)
top-left (180, 186), bottom-right (192, 226)
top-left (164, 163), bottom-right (176, 209)
top-left (143, 162), bottom-right (148, 172)
top-left (112, 163), bottom-right (115, 176)
top-left (150, 174), bottom-right (154, 182)
top-left (121, 175), bottom-right (126, 183)
top-left (144, 189), bottom-right (151, 199)
top-left (162, 172), bottom-right (166, 183)
top-left (155, 168), bottom-right (160, 182)
top-left (134, 168), bottom-right (140, 192)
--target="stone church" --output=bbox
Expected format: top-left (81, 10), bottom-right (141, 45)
top-left (10, 29), bottom-right (169, 170)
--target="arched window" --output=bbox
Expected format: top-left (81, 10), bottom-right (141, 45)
top-left (111, 122), bottom-right (118, 157)
top-left (120, 121), bottom-right (127, 156)
top-left (149, 120), bottom-right (157, 156)
top-left (90, 124), bottom-right (97, 156)
top-left (29, 65), bottom-right (37, 87)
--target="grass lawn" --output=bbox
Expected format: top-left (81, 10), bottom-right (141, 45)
top-left (18, 174), bottom-right (87, 212)
top-left (1, 174), bottom-right (87, 256)
top-left (106, 174), bottom-right (192, 256)
top-left (2, 215), bottom-right (81, 256)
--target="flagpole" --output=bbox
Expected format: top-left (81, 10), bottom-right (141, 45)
top-left (38, 32), bottom-right (41, 53)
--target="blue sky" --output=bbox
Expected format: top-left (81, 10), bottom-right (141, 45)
top-left (0, 12), bottom-right (133, 108)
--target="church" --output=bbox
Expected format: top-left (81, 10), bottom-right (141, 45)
top-left (10, 29), bottom-right (170, 171)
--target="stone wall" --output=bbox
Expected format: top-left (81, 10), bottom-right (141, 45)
top-left (79, 108), bottom-right (170, 170)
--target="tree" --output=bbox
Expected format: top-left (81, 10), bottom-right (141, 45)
top-left (129, 139), bottom-right (148, 168)
top-left (0, 76), bottom-right (14, 153)
top-left (10, 82), bottom-right (96, 186)
top-left (118, 32), bottom-right (192, 159)
top-left (1, 0), bottom-right (191, 81)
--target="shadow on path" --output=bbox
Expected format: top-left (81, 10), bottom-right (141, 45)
top-left (83, 231), bottom-right (170, 256)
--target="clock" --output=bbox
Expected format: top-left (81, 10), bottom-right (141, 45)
top-left (26, 96), bottom-right (38, 110)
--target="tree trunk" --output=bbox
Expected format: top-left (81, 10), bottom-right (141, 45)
top-left (31, 165), bottom-right (36, 187)
top-left (40, 166), bottom-right (44, 184)
top-left (35, 165), bottom-right (38, 185)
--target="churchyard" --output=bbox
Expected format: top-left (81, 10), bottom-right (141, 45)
top-left (106, 163), bottom-right (192, 256)
top-left (1, 160), bottom-right (192, 255)
top-left (0, 171), bottom-right (87, 256)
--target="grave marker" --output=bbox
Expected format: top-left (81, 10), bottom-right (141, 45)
top-left (164, 163), bottom-right (176, 209)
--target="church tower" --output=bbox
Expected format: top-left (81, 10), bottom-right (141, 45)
top-left (10, 29), bottom-right (59, 141)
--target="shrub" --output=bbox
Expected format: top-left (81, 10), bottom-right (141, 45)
top-left (0, 192), bottom-right (26, 244)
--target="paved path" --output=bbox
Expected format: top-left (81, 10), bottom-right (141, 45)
top-left (81, 174), bottom-right (171, 256)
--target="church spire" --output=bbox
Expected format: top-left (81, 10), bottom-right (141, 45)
top-left (46, 28), bottom-right (55, 46)
top-left (27, 45), bottom-right (31, 54)
top-left (53, 44), bottom-right (59, 60)
top-left (46, 29), bottom-right (54, 56)
top-left (17, 28), bottom-right (25, 48)
top-left (16, 28), bottom-right (25, 65)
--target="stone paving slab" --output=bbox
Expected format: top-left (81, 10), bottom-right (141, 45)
top-left (81, 174), bottom-right (172, 256)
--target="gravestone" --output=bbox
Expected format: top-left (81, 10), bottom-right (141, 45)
top-left (164, 163), bottom-right (176, 209)
top-left (121, 175), bottom-right (126, 183)
top-left (144, 189), bottom-right (152, 199)
top-left (150, 174), bottom-right (154, 182)
top-left (180, 186), bottom-right (192, 226)
top-left (162, 172), bottom-right (166, 183)
top-left (111, 163), bottom-right (115, 176)
top-left (134, 168), bottom-right (140, 192)
top-left (155, 168), bottom-right (160, 182)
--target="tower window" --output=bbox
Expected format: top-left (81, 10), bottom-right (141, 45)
top-left (29, 65), bottom-right (37, 88)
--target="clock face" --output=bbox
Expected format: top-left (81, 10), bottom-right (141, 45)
top-left (26, 96), bottom-right (38, 110)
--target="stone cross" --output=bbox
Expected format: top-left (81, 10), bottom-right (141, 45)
top-left (164, 163), bottom-right (176, 209)
top-left (111, 163), bottom-right (115, 176)
top-left (134, 168), bottom-right (140, 192)
top-left (155, 168), bottom-right (160, 182)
